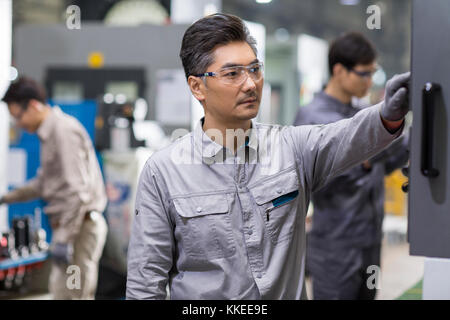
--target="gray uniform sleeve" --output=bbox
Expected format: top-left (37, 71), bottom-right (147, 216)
top-left (126, 160), bottom-right (174, 300)
top-left (383, 132), bottom-right (409, 175)
top-left (289, 103), bottom-right (403, 192)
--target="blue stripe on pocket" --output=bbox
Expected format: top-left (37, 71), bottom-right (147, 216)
top-left (272, 190), bottom-right (299, 207)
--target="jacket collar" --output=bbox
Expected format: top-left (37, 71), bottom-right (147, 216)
top-left (193, 117), bottom-right (259, 160)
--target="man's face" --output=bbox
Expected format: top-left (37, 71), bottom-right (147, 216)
top-left (8, 101), bottom-right (40, 133)
top-left (198, 41), bottom-right (264, 124)
top-left (340, 62), bottom-right (377, 98)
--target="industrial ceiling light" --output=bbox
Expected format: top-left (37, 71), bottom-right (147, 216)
top-left (340, 0), bottom-right (360, 5)
top-left (9, 66), bottom-right (18, 81)
top-left (256, 0), bottom-right (272, 4)
top-left (274, 28), bottom-right (290, 42)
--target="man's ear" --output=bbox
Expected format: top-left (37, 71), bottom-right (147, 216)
top-left (333, 63), bottom-right (346, 78)
top-left (187, 76), bottom-right (206, 103)
top-left (28, 99), bottom-right (43, 111)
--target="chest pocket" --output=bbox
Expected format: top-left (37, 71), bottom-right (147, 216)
top-left (173, 193), bottom-right (236, 260)
top-left (250, 168), bottom-right (300, 244)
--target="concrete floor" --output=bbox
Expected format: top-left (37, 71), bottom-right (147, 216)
top-left (14, 292), bottom-right (52, 300)
top-left (378, 241), bottom-right (424, 299)
top-left (378, 217), bottom-right (424, 300)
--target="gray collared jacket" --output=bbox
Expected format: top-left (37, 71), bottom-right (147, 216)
top-left (126, 103), bottom-right (402, 300)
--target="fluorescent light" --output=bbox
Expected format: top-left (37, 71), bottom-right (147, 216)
top-left (340, 0), bottom-right (360, 5)
top-left (256, 0), bottom-right (272, 4)
top-left (204, 3), bottom-right (218, 16)
top-left (115, 93), bottom-right (127, 104)
top-left (275, 28), bottom-right (290, 42)
top-left (103, 93), bottom-right (114, 104)
top-left (9, 66), bottom-right (18, 81)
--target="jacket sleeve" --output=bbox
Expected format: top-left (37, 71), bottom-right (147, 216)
top-left (126, 160), bottom-right (174, 300)
top-left (383, 132), bottom-right (410, 175)
top-left (1, 170), bottom-right (42, 204)
top-left (289, 103), bottom-right (404, 192)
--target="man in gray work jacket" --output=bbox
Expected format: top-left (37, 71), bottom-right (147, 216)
top-left (294, 32), bottom-right (409, 300)
top-left (126, 13), bottom-right (410, 300)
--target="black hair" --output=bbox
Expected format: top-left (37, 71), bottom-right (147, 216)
top-left (2, 76), bottom-right (47, 108)
top-left (328, 32), bottom-right (377, 76)
top-left (179, 13), bottom-right (257, 80)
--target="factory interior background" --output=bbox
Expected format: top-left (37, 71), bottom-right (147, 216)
top-left (0, 0), bottom-right (448, 301)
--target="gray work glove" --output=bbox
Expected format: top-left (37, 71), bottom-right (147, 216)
top-left (50, 242), bottom-right (74, 265)
top-left (381, 72), bottom-right (411, 121)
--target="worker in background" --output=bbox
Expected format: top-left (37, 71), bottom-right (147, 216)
top-left (294, 32), bottom-right (409, 300)
top-left (126, 13), bottom-right (410, 300)
top-left (0, 77), bottom-right (108, 299)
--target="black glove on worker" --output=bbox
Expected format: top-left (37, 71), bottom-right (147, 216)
top-left (381, 72), bottom-right (411, 121)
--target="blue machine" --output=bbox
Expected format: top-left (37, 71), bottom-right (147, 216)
top-left (7, 100), bottom-right (99, 244)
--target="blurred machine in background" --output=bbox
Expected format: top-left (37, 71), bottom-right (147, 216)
top-left (95, 101), bottom-right (145, 151)
top-left (14, 23), bottom-right (191, 133)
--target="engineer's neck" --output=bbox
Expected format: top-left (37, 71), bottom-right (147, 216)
top-left (324, 79), bottom-right (352, 105)
top-left (202, 115), bottom-right (252, 154)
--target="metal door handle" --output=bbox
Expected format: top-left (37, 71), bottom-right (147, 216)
top-left (421, 82), bottom-right (440, 177)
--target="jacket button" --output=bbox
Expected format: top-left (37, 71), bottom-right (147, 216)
top-left (196, 207), bottom-right (202, 213)
top-left (277, 189), bottom-right (282, 194)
